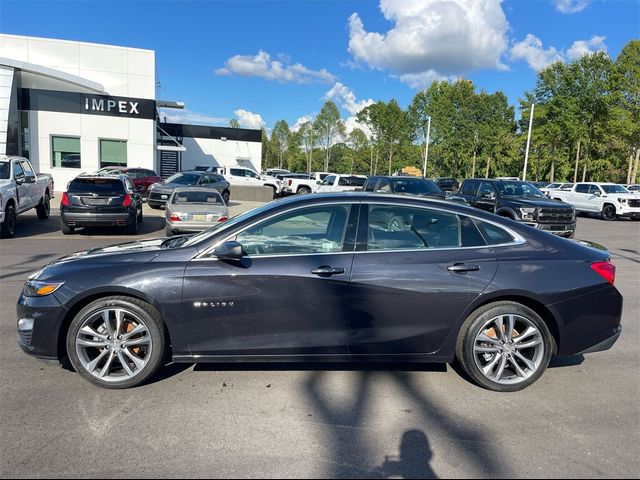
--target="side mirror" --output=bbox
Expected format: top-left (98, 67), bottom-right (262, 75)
top-left (482, 192), bottom-right (495, 200)
top-left (25, 174), bottom-right (36, 184)
top-left (594, 190), bottom-right (601, 196)
top-left (316, 180), bottom-right (321, 185)
top-left (213, 241), bottom-right (244, 261)
top-left (15, 173), bottom-right (25, 185)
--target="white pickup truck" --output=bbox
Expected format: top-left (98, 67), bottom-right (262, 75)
top-left (282, 172), bottom-right (331, 195)
top-left (0, 155), bottom-right (54, 238)
top-left (550, 182), bottom-right (640, 221)
top-left (316, 174), bottom-right (367, 193)
top-left (216, 166), bottom-right (281, 197)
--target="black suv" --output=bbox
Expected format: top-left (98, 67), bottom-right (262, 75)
top-left (60, 175), bottom-right (143, 235)
top-left (363, 176), bottom-right (445, 198)
top-left (148, 171), bottom-right (231, 208)
top-left (458, 179), bottom-right (576, 237)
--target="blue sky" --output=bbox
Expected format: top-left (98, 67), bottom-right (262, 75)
top-left (1, 0), bottom-right (639, 131)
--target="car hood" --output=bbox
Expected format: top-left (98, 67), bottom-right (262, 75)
top-left (503, 196), bottom-right (572, 208)
top-left (150, 182), bottom-right (188, 192)
top-left (30, 238), bottom-right (169, 280)
top-left (0, 178), bottom-right (11, 188)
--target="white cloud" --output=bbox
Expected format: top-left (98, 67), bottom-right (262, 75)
top-left (347, 0), bottom-right (509, 87)
top-left (325, 82), bottom-right (374, 115)
top-left (554, 0), bottom-right (590, 14)
top-left (216, 50), bottom-right (336, 84)
top-left (510, 34), bottom-right (608, 71)
top-left (291, 115), bottom-right (313, 133)
top-left (395, 70), bottom-right (453, 90)
top-left (234, 109), bottom-right (265, 130)
top-left (510, 34), bottom-right (564, 71)
top-left (158, 108), bottom-right (227, 126)
top-left (344, 115), bottom-right (373, 138)
top-left (567, 35), bottom-right (607, 60)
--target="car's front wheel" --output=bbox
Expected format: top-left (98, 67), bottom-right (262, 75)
top-left (602, 204), bottom-right (617, 221)
top-left (66, 296), bottom-right (166, 389)
top-left (456, 301), bottom-right (552, 392)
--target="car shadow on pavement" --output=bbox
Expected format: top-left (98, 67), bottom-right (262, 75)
top-left (10, 216), bottom-right (61, 238)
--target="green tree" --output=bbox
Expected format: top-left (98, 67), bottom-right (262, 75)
top-left (229, 117), bottom-right (240, 129)
top-left (314, 101), bottom-right (345, 172)
top-left (271, 120), bottom-right (291, 169)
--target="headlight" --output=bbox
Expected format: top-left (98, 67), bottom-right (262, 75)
top-left (23, 281), bottom-right (64, 297)
top-left (519, 207), bottom-right (536, 219)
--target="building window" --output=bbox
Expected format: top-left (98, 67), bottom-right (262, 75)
top-left (100, 139), bottom-right (127, 168)
top-left (52, 136), bottom-right (81, 168)
top-left (20, 112), bottom-right (30, 159)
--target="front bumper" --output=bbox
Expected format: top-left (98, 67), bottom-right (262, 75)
top-left (616, 205), bottom-right (640, 217)
top-left (523, 221), bottom-right (576, 237)
top-left (61, 211), bottom-right (135, 227)
top-left (16, 293), bottom-right (68, 360)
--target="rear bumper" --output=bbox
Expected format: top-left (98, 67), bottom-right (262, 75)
top-left (61, 211), bottom-right (135, 227)
top-left (577, 326), bottom-right (622, 355)
top-left (166, 221), bottom-right (218, 233)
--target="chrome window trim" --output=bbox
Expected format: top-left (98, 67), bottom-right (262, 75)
top-left (193, 199), bottom-right (526, 261)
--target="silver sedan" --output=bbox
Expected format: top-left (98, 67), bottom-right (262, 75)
top-left (165, 187), bottom-right (229, 236)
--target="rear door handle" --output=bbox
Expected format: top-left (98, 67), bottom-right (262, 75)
top-left (447, 263), bottom-right (480, 273)
top-left (311, 266), bottom-right (345, 276)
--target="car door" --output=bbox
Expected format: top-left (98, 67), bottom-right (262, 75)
top-left (12, 161), bottom-right (32, 212)
top-left (348, 203), bottom-right (498, 356)
top-left (458, 180), bottom-right (480, 205)
top-left (587, 184), bottom-right (604, 212)
top-left (182, 202), bottom-right (359, 356)
top-left (476, 182), bottom-right (498, 212)
top-left (20, 160), bottom-right (38, 208)
top-left (316, 175), bottom-right (336, 193)
top-left (571, 184), bottom-right (590, 210)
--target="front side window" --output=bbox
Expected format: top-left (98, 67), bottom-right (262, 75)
top-left (479, 182), bottom-right (496, 198)
top-left (321, 175), bottom-right (336, 186)
top-left (236, 205), bottom-right (351, 256)
top-left (364, 178), bottom-right (378, 192)
top-left (21, 161), bottom-right (34, 176)
top-left (100, 139), bottom-right (127, 168)
top-left (376, 178), bottom-right (391, 193)
top-left (0, 162), bottom-right (9, 180)
top-left (52, 136), bottom-right (81, 168)
top-left (366, 205), bottom-right (485, 251)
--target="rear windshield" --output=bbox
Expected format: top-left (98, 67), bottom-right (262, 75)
top-left (172, 191), bottom-right (223, 205)
top-left (391, 178), bottom-right (442, 195)
top-left (0, 161), bottom-right (9, 179)
top-left (68, 178), bottom-right (124, 194)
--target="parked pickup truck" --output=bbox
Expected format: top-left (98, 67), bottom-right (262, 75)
top-left (0, 155), bottom-right (54, 238)
top-left (458, 178), bottom-right (576, 237)
top-left (549, 182), bottom-right (640, 221)
top-left (217, 166), bottom-right (280, 197)
top-left (316, 174), bottom-right (367, 193)
top-left (282, 172), bottom-right (331, 195)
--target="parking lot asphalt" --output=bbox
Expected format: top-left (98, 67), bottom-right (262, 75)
top-left (0, 204), bottom-right (638, 478)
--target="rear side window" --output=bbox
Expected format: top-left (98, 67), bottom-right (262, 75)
top-left (575, 184), bottom-right (590, 194)
top-left (364, 178), bottom-right (378, 192)
top-left (230, 168), bottom-right (245, 177)
top-left (365, 205), bottom-right (485, 250)
top-left (68, 178), bottom-right (125, 194)
top-left (474, 220), bottom-right (517, 245)
top-left (460, 180), bottom-right (479, 196)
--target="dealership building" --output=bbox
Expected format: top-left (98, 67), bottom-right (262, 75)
top-left (0, 34), bottom-right (262, 188)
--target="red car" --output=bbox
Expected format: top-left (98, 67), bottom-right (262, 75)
top-left (95, 167), bottom-right (163, 196)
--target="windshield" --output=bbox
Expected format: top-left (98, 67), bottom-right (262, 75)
top-left (165, 173), bottom-right (200, 185)
top-left (601, 185), bottom-right (629, 194)
top-left (495, 181), bottom-right (545, 198)
top-left (391, 178), bottom-right (441, 195)
top-left (68, 178), bottom-right (124, 194)
top-left (171, 190), bottom-right (223, 204)
top-left (0, 161), bottom-right (9, 179)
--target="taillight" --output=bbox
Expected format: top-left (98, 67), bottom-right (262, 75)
top-left (217, 215), bottom-right (228, 222)
top-left (61, 192), bottom-right (70, 206)
top-left (591, 261), bottom-right (616, 285)
top-left (122, 193), bottom-right (132, 207)
top-left (169, 214), bottom-right (182, 222)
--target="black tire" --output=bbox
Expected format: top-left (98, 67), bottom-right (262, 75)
top-left (36, 193), bottom-right (51, 219)
top-left (455, 301), bottom-right (553, 392)
top-left (602, 204), bottom-right (617, 221)
top-left (126, 216), bottom-right (139, 235)
top-left (61, 221), bottom-right (74, 235)
top-left (1, 204), bottom-right (17, 238)
top-left (222, 190), bottom-right (230, 204)
top-left (65, 296), bottom-right (166, 389)
top-left (270, 186), bottom-right (277, 199)
top-left (137, 206), bottom-right (143, 223)
top-left (297, 187), bottom-right (312, 195)
top-left (165, 225), bottom-right (173, 236)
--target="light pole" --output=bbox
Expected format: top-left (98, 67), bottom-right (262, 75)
top-left (423, 115), bottom-right (431, 178)
top-left (523, 103), bottom-right (534, 181)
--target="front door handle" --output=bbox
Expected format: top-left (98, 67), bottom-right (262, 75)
top-left (447, 263), bottom-right (480, 273)
top-left (311, 266), bottom-right (345, 276)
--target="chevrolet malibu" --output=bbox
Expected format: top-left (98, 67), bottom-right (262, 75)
top-left (17, 193), bottom-right (622, 391)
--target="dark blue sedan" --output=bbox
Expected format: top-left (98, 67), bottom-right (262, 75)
top-left (17, 193), bottom-right (622, 391)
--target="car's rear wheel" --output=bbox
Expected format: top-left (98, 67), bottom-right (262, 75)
top-left (66, 296), bottom-right (165, 389)
top-left (602, 204), bottom-right (617, 221)
top-left (165, 225), bottom-right (173, 236)
top-left (1, 205), bottom-right (17, 238)
top-left (298, 187), bottom-right (312, 195)
top-left (127, 215), bottom-right (139, 235)
top-left (222, 190), bottom-right (230, 204)
top-left (36, 193), bottom-right (50, 219)
top-left (137, 206), bottom-right (143, 223)
top-left (456, 301), bottom-right (552, 392)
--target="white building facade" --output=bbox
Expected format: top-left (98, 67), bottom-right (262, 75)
top-left (0, 34), bottom-right (262, 189)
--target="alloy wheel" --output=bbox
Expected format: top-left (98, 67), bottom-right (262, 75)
top-left (472, 314), bottom-right (545, 386)
top-left (75, 307), bottom-right (153, 383)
